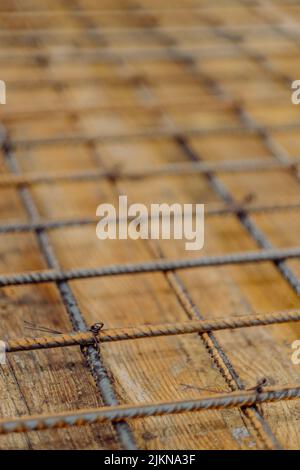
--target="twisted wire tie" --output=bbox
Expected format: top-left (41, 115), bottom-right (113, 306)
top-left (80, 322), bottom-right (104, 356)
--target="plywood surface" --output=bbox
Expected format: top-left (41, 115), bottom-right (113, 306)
top-left (0, 0), bottom-right (300, 450)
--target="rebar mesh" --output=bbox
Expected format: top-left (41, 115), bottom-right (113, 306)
top-left (1, 0), bottom-right (300, 451)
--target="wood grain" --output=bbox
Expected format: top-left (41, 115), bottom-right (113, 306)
top-left (0, 0), bottom-right (300, 450)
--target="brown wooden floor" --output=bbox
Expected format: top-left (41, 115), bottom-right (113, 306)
top-left (0, 0), bottom-right (300, 450)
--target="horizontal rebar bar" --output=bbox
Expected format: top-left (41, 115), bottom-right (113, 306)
top-left (1, 383), bottom-right (300, 435)
top-left (0, 23), bottom-right (299, 39)
top-left (5, 309), bottom-right (300, 353)
top-left (0, 2), bottom-right (297, 16)
top-left (0, 43), bottom-right (294, 65)
top-left (9, 122), bottom-right (300, 148)
top-left (1, 74), bottom-right (293, 91)
top-left (1, 202), bottom-right (300, 234)
top-left (0, 158), bottom-right (299, 187)
top-left (2, 98), bottom-right (290, 119)
top-left (0, 246), bottom-right (300, 287)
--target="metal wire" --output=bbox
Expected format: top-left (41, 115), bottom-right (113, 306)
top-left (0, 158), bottom-right (299, 187)
top-left (0, 23), bottom-right (299, 41)
top-left (1, 201), bottom-right (300, 234)
top-left (0, 383), bottom-right (300, 435)
top-left (0, 39), bottom-right (296, 65)
top-left (0, 3), bottom-right (292, 16)
top-left (4, 309), bottom-right (300, 353)
top-left (9, 122), bottom-right (300, 148)
top-left (0, 73), bottom-right (293, 91)
top-left (0, 246), bottom-right (300, 287)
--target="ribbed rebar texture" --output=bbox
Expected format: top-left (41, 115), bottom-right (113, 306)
top-left (0, 384), bottom-right (300, 435)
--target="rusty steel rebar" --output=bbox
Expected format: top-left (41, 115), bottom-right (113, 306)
top-left (7, 122), bottom-right (300, 148)
top-left (3, 309), bottom-right (300, 354)
top-left (0, 158), bottom-right (299, 187)
top-left (0, 383), bottom-right (300, 435)
top-left (0, 201), bottom-right (300, 235)
top-left (0, 246), bottom-right (300, 287)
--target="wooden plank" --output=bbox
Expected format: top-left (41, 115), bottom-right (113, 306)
top-left (0, 0), bottom-right (300, 450)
